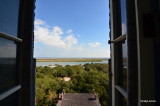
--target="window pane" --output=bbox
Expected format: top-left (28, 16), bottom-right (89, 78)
top-left (122, 96), bottom-right (127, 106)
top-left (122, 40), bottom-right (128, 90)
top-left (120, 0), bottom-right (128, 91)
top-left (0, 91), bottom-right (19, 106)
top-left (120, 0), bottom-right (127, 35)
top-left (0, 38), bottom-right (18, 93)
top-left (117, 91), bottom-right (127, 106)
top-left (0, 0), bottom-right (19, 37)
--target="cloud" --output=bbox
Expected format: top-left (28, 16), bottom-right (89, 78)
top-left (88, 42), bottom-right (101, 47)
top-left (34, 19), bottom-right (45, 25)
top-left (34, 19), bottom-right (78, 49)
top-left (34, 19), bottom-right (110, 58)
top-left (66, 29), bottom-right (73, 34)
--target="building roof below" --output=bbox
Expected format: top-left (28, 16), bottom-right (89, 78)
top-left (57, 93), bottom-right (100, 106)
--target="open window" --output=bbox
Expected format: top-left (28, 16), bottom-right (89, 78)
top-left (114, 0), bottom-right (128, 104)
top-left (109, 0), bottom-right (128, 105)
top-left (0, 0), bottom-right (35, 106)
top-left (0, 0), bottom-right (21, 105)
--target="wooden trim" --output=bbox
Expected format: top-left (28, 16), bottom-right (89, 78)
top-left (0, 85), bottom-right (21, 101)
top-left (0, 32), bottom-right (22, 42)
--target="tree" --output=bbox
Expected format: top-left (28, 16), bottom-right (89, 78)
top-left (36, 63), bottom-right (109, 106)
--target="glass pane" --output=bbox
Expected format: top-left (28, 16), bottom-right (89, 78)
top-left (0, 38), bottom-right (18, 93)
top-left (117, 91), bottom-right (127, 106)
top-left (120, 0), bottom-right (127, 35)
top-left (0, 91), bottom-right (19, 106)
top-left (120, 0), bottom-right (128, 91)
top-left (122, 96), bottom-right (127, 106)
top-left (121, 40), bottom-right (128, 91)
top-left (0, 0), bottom-right (19, 37)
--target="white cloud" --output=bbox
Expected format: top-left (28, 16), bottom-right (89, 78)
top-left (34, 19), bottom-right (78, 49)
top-left (34, 19), bottom-right (110, 58)
top-left (34, 19), bottom-right (45, 25)
top-left (66, 29), bottom-right (73, 34)
top-left (88, 42), bottom-right (101, 47)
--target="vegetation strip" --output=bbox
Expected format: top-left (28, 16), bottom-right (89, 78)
top-left (36, 63), bottom-right (109, 106)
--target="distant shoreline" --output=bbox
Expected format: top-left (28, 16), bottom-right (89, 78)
top-left (36, 58), bottom-right (108, 62)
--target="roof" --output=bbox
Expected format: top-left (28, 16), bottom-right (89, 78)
top-left (57, 93), bottom-right (100, 106)
top-left (63, 77), bottom-right (71, 81)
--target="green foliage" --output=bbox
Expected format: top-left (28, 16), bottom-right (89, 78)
top-left (36, 63), bottom-right (109, 106)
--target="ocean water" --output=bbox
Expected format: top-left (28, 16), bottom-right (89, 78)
top-left (36, 60), bottom-right (108, 67)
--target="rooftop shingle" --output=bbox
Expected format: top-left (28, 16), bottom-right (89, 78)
top-left (57, 93), bottom-right (100, 106)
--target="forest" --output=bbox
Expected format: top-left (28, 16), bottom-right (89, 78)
top-left (36, 63), bottom-right (109, 106)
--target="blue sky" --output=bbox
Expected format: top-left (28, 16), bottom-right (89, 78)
top-left (34, 0), bottom-right (110, 58)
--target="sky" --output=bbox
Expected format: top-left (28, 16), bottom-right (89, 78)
top-left (34, 0), bottom-right (110, 58)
